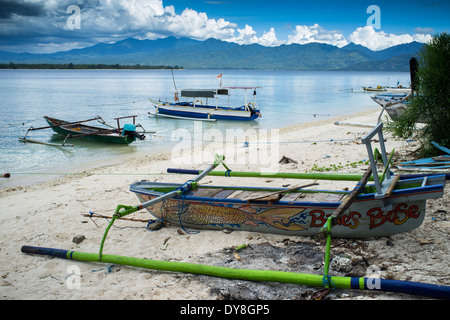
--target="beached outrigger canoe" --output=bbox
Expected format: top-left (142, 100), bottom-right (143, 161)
top-left (19, 116), bottom-right (145, 146)
top-left (150, 87), bottom-right (262, 121)
top-left (130, 123), bottom-right (446, 238)
top-left (20, 123), bottom-right (450, 299)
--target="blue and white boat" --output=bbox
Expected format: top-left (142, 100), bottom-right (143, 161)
top-left (150, 86), bottom-right (261, 121)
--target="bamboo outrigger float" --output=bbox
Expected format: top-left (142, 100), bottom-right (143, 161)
top-left (21, 124), bottom-right (450, 298)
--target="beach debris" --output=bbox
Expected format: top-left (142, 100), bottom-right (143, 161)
top-left (177, 229), bottom-right (185, 235)
top-left (233, 252), bottom-right (242, 262)
top-left (417, 238), bottom-right (434, 245)
top-left (146, 219), bottom-right (164, 230)
top-left (72, 234), bottom-right (86, 244)
top-left (162, 236), bottom-right (171, 250)
top-left (279, 156), bottom-right (298, 164)
top-left (1, 173), bottom-right (10, 178)
top-left (234, 244), bottom-right (248, 251)
top-left (330, 253), bottom-right (353, 273)
top-left (431, 209), bottom-right (447, 222)
top-left (92, 264), bottom-right (120, 274)
top-left (310, 288), bottom-right (332, 300)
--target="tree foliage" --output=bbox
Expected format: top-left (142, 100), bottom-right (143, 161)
top-left (386, 32), bottom-right (450, 156)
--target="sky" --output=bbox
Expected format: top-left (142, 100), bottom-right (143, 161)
top-left (0, 0), bottom-right (448, 54)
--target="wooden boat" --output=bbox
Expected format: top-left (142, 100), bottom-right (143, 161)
top-left (371, 92), bottom-right (418, 123)
top-left (20, 116), bottom-right (145, 146)
top-left (371, 92), bottom-right (410, 107)
top-left (362, 86), bottom-right (386, 92)
top-left (383, 87), bottom-right (412, 93)
top-left (150, 87), bottom-right (261, 121)
top-left (130, 175), bottom-right (445, 238)
top-left (363, 84), bottom-right (411, 93)
top-left (396, 142), bottom-right (450, 172)
top-left (129, 124), bottom-right (446, 238)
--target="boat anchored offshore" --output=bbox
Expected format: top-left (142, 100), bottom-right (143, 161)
top-left (150, 86), bottom-right (262, 121)
top-left (19, 116), bottom-right (145, 146)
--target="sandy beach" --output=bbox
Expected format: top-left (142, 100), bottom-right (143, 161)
top-left (1, 108), bottom-right (448, 301)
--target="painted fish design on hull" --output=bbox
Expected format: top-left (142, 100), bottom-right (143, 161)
top-left (137, 194), bottom-right (306, 231)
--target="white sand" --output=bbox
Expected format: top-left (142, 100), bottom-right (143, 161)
top-left (1, 109), bottom-right (448, 300)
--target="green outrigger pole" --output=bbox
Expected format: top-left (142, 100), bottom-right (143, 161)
top-left (20, 245), bottom-right (450, 299)
top-left (166, 168), bottom-right (376, 182)
top-left (20, 146), bottom-right (450, 299)
top-left (98, 154), bottom-right (229, 259)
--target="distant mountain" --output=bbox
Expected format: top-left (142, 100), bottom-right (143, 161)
top-left (0, 37), bottom-right (425, 71)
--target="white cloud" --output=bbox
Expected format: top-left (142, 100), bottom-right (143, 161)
top-left (348, 26), bottom-right (432, 51)
top-left (414, 27), bottom-right (434, 35)
top-left (0, 0), bottom-right (437, 53)
top-left (257, 28), bottom-right (285, 47)
top-left (229, 25), bottom-right (284, 47)
top-left (232, 25), bottom-right (258, 44)
top-left (287, 24), bottom-right (348, 47)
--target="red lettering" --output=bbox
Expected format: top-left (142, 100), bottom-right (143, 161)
top-left (394, 203), bottom-right (409, 225)
top-left (367, 207), bottom-right (385, 229)
top-left (409, 205), bottom-right (419, 218)
top-left (367, 203), bottom-right (421, 229)
top-left (309, 210), bottom-right (362, 230)
top-left (348, 211), bottom-right (361, 229)
top-left (310, 210), bottom-right (327, 228)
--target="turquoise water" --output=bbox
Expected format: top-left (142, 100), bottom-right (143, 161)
top-left (0, 69), bottom-right (410, 187)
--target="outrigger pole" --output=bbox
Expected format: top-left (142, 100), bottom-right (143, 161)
top-left (20, 133), bottom-right (450, 298)
top-left (97, 154), bottom-right (228, 259)
top-left (20, 245), bottom-right (450, 299)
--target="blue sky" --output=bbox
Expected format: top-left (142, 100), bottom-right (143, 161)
top-left (0, 0), bottom-right (448, 53)
top-left (166, 0), bottom-right (448, 36)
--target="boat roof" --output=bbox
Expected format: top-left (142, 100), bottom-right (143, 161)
top-left (180, 86), bottom-right (261, 98)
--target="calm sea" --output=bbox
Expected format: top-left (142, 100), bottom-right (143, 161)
top-left (0, 69), bottom-right (410, 188)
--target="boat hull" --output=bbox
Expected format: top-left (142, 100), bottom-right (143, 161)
top-left (130, 178), bottom-right (445, 238)
top-left (154, 104), bottom-right (260, 121)
top-left (44, 117), bottom-right (135, 144)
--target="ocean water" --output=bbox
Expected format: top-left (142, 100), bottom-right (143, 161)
top-left (0, 69), bottom-right (410, 188)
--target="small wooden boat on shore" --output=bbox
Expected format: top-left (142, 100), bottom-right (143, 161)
top-left (130, 174), bottom-right (445, 238)
top-left (150, 87), bottom-right (262, 121)
top-left (370, 92), bottom-right (419, 123)
top-left (371, 92), bottom-right (410, 107)
top-left (129, 123), bottom-right (446, 238)
top-left (19, 116), bottom-right (145, 146)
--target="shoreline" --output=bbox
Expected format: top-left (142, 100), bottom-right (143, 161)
top-left (0, 108), bottom-right (380, 191)
top-left (1, 108), bottom-right (449, 300)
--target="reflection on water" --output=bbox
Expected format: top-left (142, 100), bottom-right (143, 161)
top-left (0, 69), bottom-right (409, 187)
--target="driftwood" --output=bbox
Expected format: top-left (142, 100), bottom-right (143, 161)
top-left (279, 156), bottom-right (298, 164)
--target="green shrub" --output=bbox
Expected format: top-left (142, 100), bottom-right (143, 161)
top-left (386, 32), bottom-right (450, 156)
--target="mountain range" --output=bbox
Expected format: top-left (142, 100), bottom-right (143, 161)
top-left (0, 37), bottom-right (425, 71)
